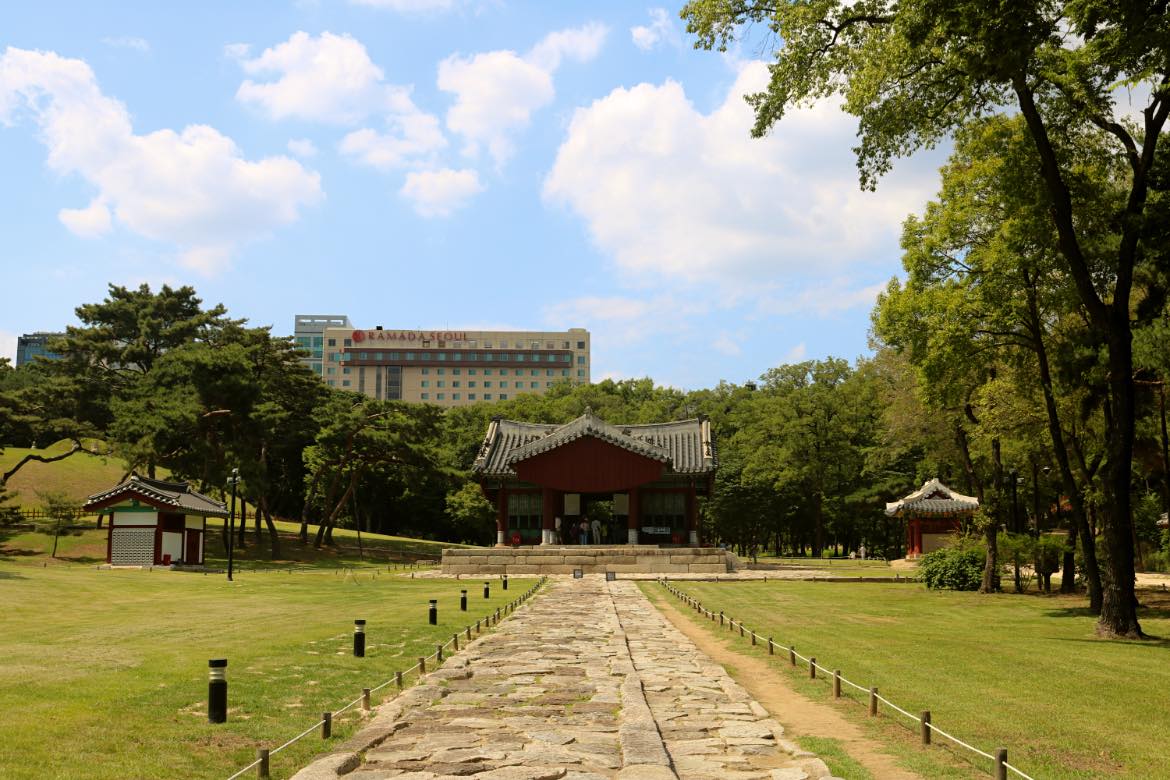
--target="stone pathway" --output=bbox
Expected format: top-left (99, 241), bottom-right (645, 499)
top-left (294, 577), bottom-right (835, 780)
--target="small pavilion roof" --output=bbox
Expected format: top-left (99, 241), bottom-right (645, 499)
top-left (473, 410), bottom-right (716, 478)
top-left (84, 475), bottom-right (229, 517)
top-left (885, 478), bottom-right (979, 517)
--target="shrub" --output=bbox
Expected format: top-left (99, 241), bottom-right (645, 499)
top-left (919, 539), bottom-right (985, 591)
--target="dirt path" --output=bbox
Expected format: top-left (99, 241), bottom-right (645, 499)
top-left (650, 589), bottom-right (922, 780)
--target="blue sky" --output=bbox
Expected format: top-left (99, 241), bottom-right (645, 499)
top-left (0, 0), bottom-right (946, 389)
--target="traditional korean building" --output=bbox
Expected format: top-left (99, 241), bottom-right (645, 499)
top-left (472, 410), bottom-right (717, 546)
top-left (84, 476), bottom-right (228, 566)
top-left (885, 478), bottom-right (979, 558)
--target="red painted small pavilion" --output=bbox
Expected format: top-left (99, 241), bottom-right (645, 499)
top-left (473, 410), bottom-right (716, 547)
top-left (85, 475), bottom-right (228, 566)
top-left (886, 478), bottom-right (979, 558)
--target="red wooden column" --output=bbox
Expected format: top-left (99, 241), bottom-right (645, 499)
top-left (496, 488), bottom-right (508, 547)
top-left (628, 486), bottom-right (640, 545)
top-left (686, 486), bottom-right (699, 547)
top-left (541, 488), bottom-right (558, 545)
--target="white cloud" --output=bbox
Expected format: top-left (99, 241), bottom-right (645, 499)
top-left (544, 62), bottom-right (935, 292)
top-left (399, 167), bottom-right (483, 216)
top-left (712, 333), bottom-right (742, 356)
top-left (223, 42), bottom-right (251, 60)
top-left (0, 46), bottom-right (322, 272)
top-left (755, 278), bottom-right (887, 317)
top-left (287, 138), bottom-right (318, 157)
top-left (438, 23), bottom-right (608, 166)
top-left (543, 294), bottom-right (707, 345)
top-left (631, 8), bottom-right (680, 52)
top-left (58, 198), bottom-right (112, 238)
top-left (782, 343), bottom-right (807, 363)
top-left (340, 111), bottom-right (446, 170)
top-left (236, 31), bottom-right (392, 124)
top-left (101, 36), bottom-right (150, 53)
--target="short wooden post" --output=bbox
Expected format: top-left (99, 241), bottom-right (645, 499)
top-left (809, 657), bottom-right (816, 679)
top-left (361, 687), bottom-right (371, 712)
top-left (739, 624), bottom-right (744, 637)
top-left (995, 748), bottom-right (1007, 780)
top-left (788, 646), bottom-right (796, 666)
top-left (395, 670), bottom-right (403, 689)
top-left (750, 632), bottom-right (756, 646)
top-left (768, 637), bottom-right (774, 655)
top-left (418, 656), bottom-right (426, 674)
top-left (321, 711), bottom-right (332, 739)
top-left (921, 711), bottom-right (931, 745)
top-left (719, 611), bottom-right (724, 626)
top-left (453, 633), bottom-right (459, 650)
top-left (436, 643), bottom-right (443, 662)
top-left (256, 748), bottom-right (270, 778)
top-left (833, 671), bottom-right (841, 698)
top-left (466, 625), bottom-right (472, 640)
top-left (869, 687), bottom-right (878, 716)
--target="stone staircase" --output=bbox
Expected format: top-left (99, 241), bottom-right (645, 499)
top-left (442, 545), bottom-right (734, 575)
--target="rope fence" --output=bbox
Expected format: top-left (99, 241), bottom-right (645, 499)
top-left (660, 580), bottom-right (1034, 780)
top-left (223, 575), bottom-right (548, 779)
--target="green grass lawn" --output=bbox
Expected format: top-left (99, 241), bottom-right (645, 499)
top-left (0, 562), bottom-right (536, 779)
top-left (645, 580), bottom-right (1170, 779)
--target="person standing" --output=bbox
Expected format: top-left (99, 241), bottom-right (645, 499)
top-left (591, 516), bottom-right (601, 545)
top-left (579, 520), bottom-right (588, 545)
top-left (554, 515), bottom-right (562, 545)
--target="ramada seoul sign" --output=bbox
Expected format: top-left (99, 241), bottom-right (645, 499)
top-left (352, 330), bottom-right (469, 344)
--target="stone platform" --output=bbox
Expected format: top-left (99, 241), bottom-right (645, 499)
top-left (442, 545), bottom-right (736, 575)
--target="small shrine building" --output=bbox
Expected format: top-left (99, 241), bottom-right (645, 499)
top-left (84, 476), bottom-right (228, 566)
top-left (885, 478), bottom-right (979, 558)
top-left (472, 410), bottom-right (716, 547)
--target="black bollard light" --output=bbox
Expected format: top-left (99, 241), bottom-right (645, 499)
top-left (483, 581), bottom-right (490, 599)
top-left (428, 599), bottom-right (437, 625)
top-left (353, 619), bottom-right (366, 657)
top-left (502, 574), bottom-right (508, 590)
top-left (208, 659), bottom-right (228, 723)
top-left (460, 589), bottom-right (467, 611)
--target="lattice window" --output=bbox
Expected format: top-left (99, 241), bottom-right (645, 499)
top-left (111, 528), bottom-right (154, 565)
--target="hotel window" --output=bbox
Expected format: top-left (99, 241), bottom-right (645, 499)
top-left (562, 341), bottom-right (570, 349)
top-left (499, 393), bottom-right (507, 400)
top-left (546, 341), bottom-right (554, 349)
top-left (329, 353), bottom-right (340, 362)
top-left (546, 369), bottom-right (554, 376)
top-left (326, 367), bottom-right (336, 375)
top-left (515, 354), bottom-right (524, 362)
top-left (327, 379), bottom-right (335, 386)
top-left (514, 368), bottom-right (523, 376)
top-left (530, 382), bottom-right (538, 388)
top-left (389, 352), bottom-right (400, 360)
top-left (452, 353), bottom-right (462, 361)
top-left (484, 341), bottom-right (492, 348)
top-left (342, 380), bottom-right (351, 387)
top-left (438, 380), bottom-right (446, 387)
top-left (531, 341), bottom-right (540, 349)
top-left (359, 352), bottom-right (368, 360)
top-left (328, 338), bottom-right (336, 347)
top-left (421, 393), bottom-right (430, 400)
top-left (422, 368), bottom-right (430, 374)
top-left (530, 369), bottom-right (538, 376)
top-left (468, 381), bottom-right (476, 388)
top-left (453, 393), bottom-right (461, 400)
top-left (437, 353), bottom-right (447, 361)
top-left (406, 352), bottom-right (415, 361)
top-left (468, 393), bottom-right (476, 400)
top-left (468, 340), bottom-right (477, 348)
top-left (438, 368), bottom-right (445, 375)
top-left (452, 381), bottom-right (460, 388)
top-left (422, 340), bottom-right (431, 348)
top-left (483, 381), bottom-right (492, 388)
top-left (515, 341), bottom-right (523, 348)
top-left (562, 369), bottom-right (569, 377)
top-left (437, 393), bottom-right (445, 400)
top-left (578, 369), bottom-right (585, 377)
top-left (577, 356), bottom-right (586, 364)
top-left (468, 368), bottom-right (477, 375)
top-left (561, 354), bottom-right (571, 362)
top-left (344, 338), bottom-right (352, 347)
top-left (484, 393), bottom-right (492, 400)
top-left (342, 367), bottom-right (351, 375)
top-left (421, 380), bottom-right (429, 387)
top-left (577, 341), bottom-right (585, 349)
top-left (515, 381), bottom-right (523, 388)
top-left (546, 382), bottom-right (553, 387)
top-left (313, 336), bottom-right (324, 347)
top-left (452, 368), bottom-right (461, 375)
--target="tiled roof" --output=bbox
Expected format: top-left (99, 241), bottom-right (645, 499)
top-left (885, 478), bottom-right (979, 516)
top-left (473, 411), bottom-right (717, 478)
top-left (84, 475), bottom-right (229, 517)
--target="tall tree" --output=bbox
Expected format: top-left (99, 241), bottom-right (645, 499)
top-left (683, 0), bottom-right (1168, 637)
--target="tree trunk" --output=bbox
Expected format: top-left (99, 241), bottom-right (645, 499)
top-left (981, 439), bottom-right (1003, 593)
top-left (260, 495), bottom-right (281, 559)
top-left (1160, 385), bottom-right (1170, 515)
top-left (236, 499), bottom-right (247, 548)
top-left (316, 468), bottom-right (359, 548)
top-left (1061, 522), bottom-right (1078, 594)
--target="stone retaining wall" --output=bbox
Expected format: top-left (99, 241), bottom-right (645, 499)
top-left (442, 545), bottom-right (734, 575)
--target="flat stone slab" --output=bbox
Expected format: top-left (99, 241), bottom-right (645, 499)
top-left (293, 577), bottom-right (832, 780)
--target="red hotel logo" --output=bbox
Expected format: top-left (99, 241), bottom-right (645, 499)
top-left (352, 330), bottom-right (469, 343)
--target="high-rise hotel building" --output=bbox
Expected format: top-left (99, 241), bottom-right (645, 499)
top-left (295, 316), bottom-right (590, 406)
